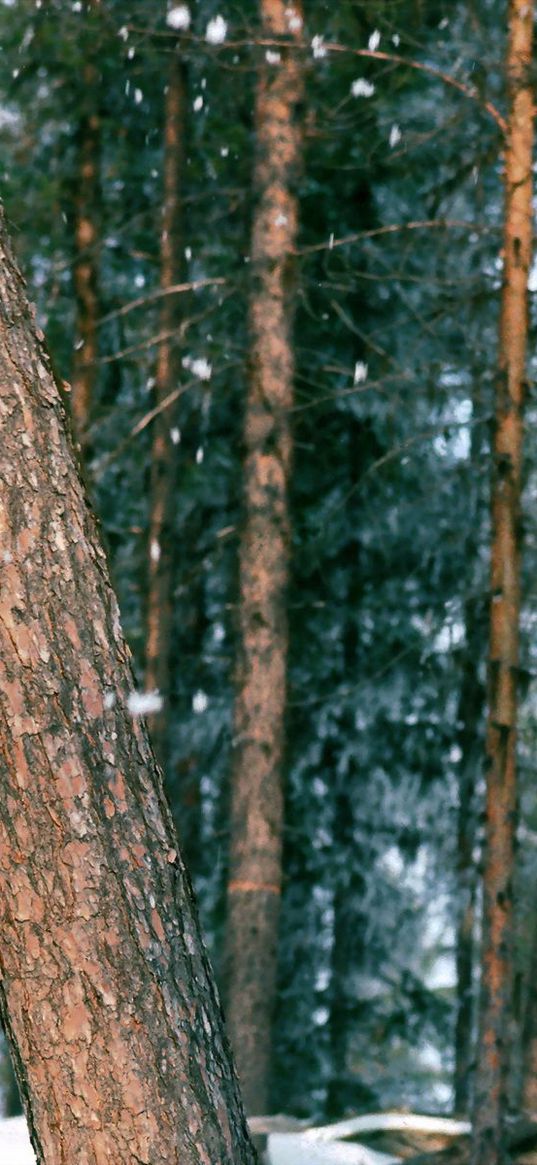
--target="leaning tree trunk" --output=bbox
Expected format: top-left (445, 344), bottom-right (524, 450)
top-left (0, 213), bottom-right (256, 1165)
top-left (145, 41), bottom-right (187, 764)
top-left (472, 3), bottom-right (534, 1162)
top-left (224, 0), bottom-right (304, 1116)
top-left (71, 4), bottom-right (100, 448)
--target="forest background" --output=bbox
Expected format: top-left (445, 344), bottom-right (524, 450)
top-left (0, 0), bottom-right (535, 1152)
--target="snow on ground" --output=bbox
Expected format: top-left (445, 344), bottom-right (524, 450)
top-left (0, 1117), bottom-right (35, 1165)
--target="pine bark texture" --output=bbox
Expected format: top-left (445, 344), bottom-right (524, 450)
top-left (71, 8), bottom-right (100, 446)
top-left (0, 214), bottom-right (256, 1165)
top-left (145, 46), bottom-right (186, 762)
top-left (472, 2), bottom-right (534, 1160)
top-left (224, 0), bottom-right (304, 1116)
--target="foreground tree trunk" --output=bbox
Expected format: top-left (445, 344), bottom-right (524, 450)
top-left (71, 2), bottom-right (101, 447)
top-left (145, 42), bottom-right (187, 763)
top-left (0, 213), bottom-right (255, 1165)
top-left (224, 0), bottom-right (304, 1116)
top-left (472, 3), bottom-right (534, 1160)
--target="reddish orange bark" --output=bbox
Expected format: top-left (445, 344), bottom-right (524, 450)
top-left (224, 0), bottom-right (304, 1116)
top-left (145, 45), bottom-right (187, 762)
top-left (0, 212), bottom-right (256, 1165)
top-left (71, 7), bottom-right (100, 446)
top-left (472, 2), bottom-right (534, 1160)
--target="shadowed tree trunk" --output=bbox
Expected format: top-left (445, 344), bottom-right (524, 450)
top-left (0, 212), bottom-right (256, 1165)
top-left (224, 0), bottom-right (304, 1116)
top-left (472, 2), bottom-right (534, 1161)
top-left (454, 594), bottom-right (485, 1114)
top-left (71, 0), bottom-right (101, 448)
top-left (145, 41), bottom-right (187, 765)
top-left (522, 912), bottom-right (537, 1112)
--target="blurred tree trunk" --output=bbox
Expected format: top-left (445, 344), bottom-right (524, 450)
top-left (522, 914), bottom-right (537, 1112)
top-left (0, 212), bottom-right (256, 1165)
top-left (454, 594), bottom-right (485, 1113)
top-left (71, 1), bottom-right (100, 448)
top-left (472, 2), bottom-right (534, 1160)
top-left (145, 42), bottom-right (187, 765)
top-left (454, 402), bottom-right (487, 1114)
top-left (224, 0), bottom-right (304, 1116)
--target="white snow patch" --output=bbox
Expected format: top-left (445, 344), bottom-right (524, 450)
top-left (166, 4), bottom-right (191, 29)
top-left (150, 539), bottom-right (161, 563)
top-left (275, 213), bottom-right (288, 227)
top-left (266, 50), bottom-right (281, 64)
top-left (351, 78), bottom-right (375, 98)
top-left (0, 1117), bottom-right (35, 1165)
top-left (104, 691), bottom-right (116, 710)
top-left (206, 15), bottom-right (227, 44)
top-left (127, 690), bottom-right (163, 716)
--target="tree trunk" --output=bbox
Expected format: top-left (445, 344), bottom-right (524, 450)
top-left (472, 3), bottom-right (534, 1161)
top-left (522, 913), bottom-right (537, 1112)
top-left (145, 43), bottom-right (187, 764)
top-left (71, 3), bottom-right (100, 448)
top-left (0, 213), bottom-right (256, 1165)
top-left (224, 0), bottom-right (304, 1116)
top-left (454, 595), bottom-right (485, 1114)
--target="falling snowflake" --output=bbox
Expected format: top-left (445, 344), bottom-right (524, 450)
top-left (166, 4), bottom-right (191, 29)
top-left (150, 540), bottom-right (161, 563)
top-left (353, 361), bottom-right (368, 385)
top-left (185, 356), bottom-right (212, 381)
top-left (389, 123), bottom-right (402, 147)
top-left (193, 95), bottom-right (204, 112)
top-left (127, 690), bottom-right (163, 716)
top-left (351, 78), bottom-right (375, 98)
top-left (192, 690), bottom-right (209, 713)
top-left (171, 427), bottom-right (181, 445)
top-left (266, 50), bottom-right (281, 64)
top-left (368, 29), bottom-right (381, 50)
top-left (285, 6), bottom-right (302, 31)
top-left (311, 34), bottom-right (327, 59)
top-left (206, 15), bottom-right (227, 44)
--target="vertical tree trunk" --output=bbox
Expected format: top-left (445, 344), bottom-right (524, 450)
top-left (454, 595), bottom-right (485, 1113)
top-left (145, 43), bottom-right (187, 764)
top-left (0, 213), bottom-right (256, 1165)
top-left (522, 914), bottom-right (537, 1112)
top-left (472, 3), bottom-right (534, 1160)
top-left (71, 2), bottom-right (100, 447)
top-left (224, 0), bottom-right (304, 1116)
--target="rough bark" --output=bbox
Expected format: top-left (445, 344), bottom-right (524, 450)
top-left (224, 0), bottom-right (304, 1116)
top-left (71, 3), bottom-right (100, 447)
top-left (472, 2), bottom-right (534, 1160)
top-left (0, 214), bottom-right (256, 1165)
top-left (145, 44), bottom-right (187, 764)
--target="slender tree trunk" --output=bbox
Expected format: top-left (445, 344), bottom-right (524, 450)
top-left (522, 913), bottom-right (537, 1112)
top-left (71, 4), bottom-right (100, 447)
top-left (472, 3), bottom-right (534, 1160)
top-left (224, 0), bottom-right (304, 1116)
top-left (145, 44), bottom-right (187, 763)
top-left (454, 595), bottom-right (485, 1113)
top-left (0, 213), bottom-right (256, 1165)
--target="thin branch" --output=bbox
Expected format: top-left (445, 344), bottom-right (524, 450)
top-left (96, 278), bottom-right (226, 327)
top-left (295, 218), bottom-right (491, 257)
